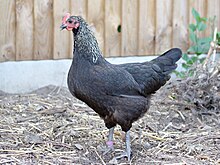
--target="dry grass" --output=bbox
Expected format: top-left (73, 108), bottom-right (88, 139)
top-left (0, 76), bottom-right (220, 165)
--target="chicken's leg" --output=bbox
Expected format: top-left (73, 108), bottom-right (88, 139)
top-left (115, 131), bottom-right (132, 161)
top-left (103, 127), bottom-right (115, 155)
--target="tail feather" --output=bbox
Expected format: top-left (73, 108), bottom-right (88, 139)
top-left (158, 48), bottom-right (182, 63)
top-left (152, 48), bottom-right (182, 74)
top-left (118, 48), bottom-right (182, 95)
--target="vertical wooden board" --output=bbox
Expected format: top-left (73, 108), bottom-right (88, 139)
top-left (87, 0), bottom-right (105, 55)
top-left (121, 0), bottom-right (138, 56)
top-left (155, 0), bottom-right (172, 54)
top-left (138, 0), bottom-right (156, 55)
top-left (70, 0), bottom-right (87, 18)
top-left (0, 0), bottom-right (16, 62)
top-left (189, 0), bottom-right (206, 23)
top-left (53, 0), bottom-right (70, 59)
top-left (16, 0), bottom-right (34, 60)
top-left (189, 0), bottom-right (206, 38)
top-left (105, 0), bottom-right (121, 57)
top-left (70, 0), bottom-right (87, 58)
top-left (34, 0), bottom-right (53, 60)
top-left (172, 0), bottom-right (189, 52)
top-left (206, 0), bottom-right (220, 37)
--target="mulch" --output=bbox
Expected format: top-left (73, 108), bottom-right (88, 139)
top-left (0, 66), bottom-right (220, 165)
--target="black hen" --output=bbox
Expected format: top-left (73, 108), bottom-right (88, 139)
top-left (61, 13), bottom-right (182, 161)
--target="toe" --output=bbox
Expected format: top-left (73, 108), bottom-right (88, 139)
top-left (115, 150), bottom-right (132, 161)
top-left (103, 146), bottom-right (114, 155)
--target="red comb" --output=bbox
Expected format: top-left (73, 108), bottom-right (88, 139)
top-left (62, 13), bottom-right (71, 24)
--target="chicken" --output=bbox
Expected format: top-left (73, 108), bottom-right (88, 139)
top-left (60, 13), bottom-right (182, 161)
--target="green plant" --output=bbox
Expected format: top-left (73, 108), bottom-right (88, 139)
top-left (216, 32), bottom-right (220, 45)
top-left (188, 8), bottom-right (212, 54)
top-left (175, 8), bottom-right (212, 78)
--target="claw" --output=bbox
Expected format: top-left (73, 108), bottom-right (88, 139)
top-left (115, 151), bottom-right (130, 160)
top-left (115, 131), bottom-right (132, 161)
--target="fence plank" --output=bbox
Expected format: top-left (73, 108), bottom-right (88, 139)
top-left (138, 0), bottom-right (156, 55)
top-left (0, 0), bottom-right (16, 61)
top-left (87, 0), bottom-right (105, 55)
top-left (121, 0), bottom-right (138, 56)
top-left (189, 0), bottom-right (207, 22)
top-left (172, 0), bottom-right (189, 51)
top-left (155, 0), bottom-right (172, 54)
top-left (34, 0), bottom-right (53, 60)
top-left (70, 0), bottom-right (87, 18)
top-left (105, 0), bottom-right (121, 57)
top-left (206, 0), bottom-right (220, 37)
top-left (16, 0), bottom-right (34, 60)
top-left (70, 0), bottom-right (87, 58)
top-left (53, 0), bottom-right (70, 59)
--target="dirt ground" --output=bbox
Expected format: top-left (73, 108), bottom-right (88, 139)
top-left (0, 82), bottom-right (219, 165)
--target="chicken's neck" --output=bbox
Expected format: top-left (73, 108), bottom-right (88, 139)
top-left (73, 26), bottom-right (103, 64)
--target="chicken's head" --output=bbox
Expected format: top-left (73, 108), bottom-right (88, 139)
top-left (60, 13), bottom-right (80, 31)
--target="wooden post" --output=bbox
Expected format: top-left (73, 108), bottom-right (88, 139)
top-left (34, 0), bottom-right (53, 60)
top-left (0, 0), bottom-right (16, 61)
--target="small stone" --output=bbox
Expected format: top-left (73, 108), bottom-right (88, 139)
top-left (109, 157), bottom-right (118, 164)
top-left (74, 143), bottom-right (84, 150)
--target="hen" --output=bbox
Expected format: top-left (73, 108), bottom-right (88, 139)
top-left (61, 13), bottom-right (182, 161)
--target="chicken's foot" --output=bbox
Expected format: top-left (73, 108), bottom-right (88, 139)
top-left (115, 130), bottom-right (132, 161)
top-left (103, 127), bottom-right (115, 155)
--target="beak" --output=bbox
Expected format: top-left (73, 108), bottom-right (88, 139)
top-left (60, 23), bottom-right (67, 30)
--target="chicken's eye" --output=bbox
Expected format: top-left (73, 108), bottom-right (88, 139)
top-left (68, 20), bottom-right (73, 23)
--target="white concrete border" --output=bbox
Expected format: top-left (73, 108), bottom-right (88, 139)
top-left (0, 54), bottom-right (207, 93)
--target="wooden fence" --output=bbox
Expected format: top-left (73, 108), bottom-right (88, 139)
top-left (0, 0), bottom-right (220, 62)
